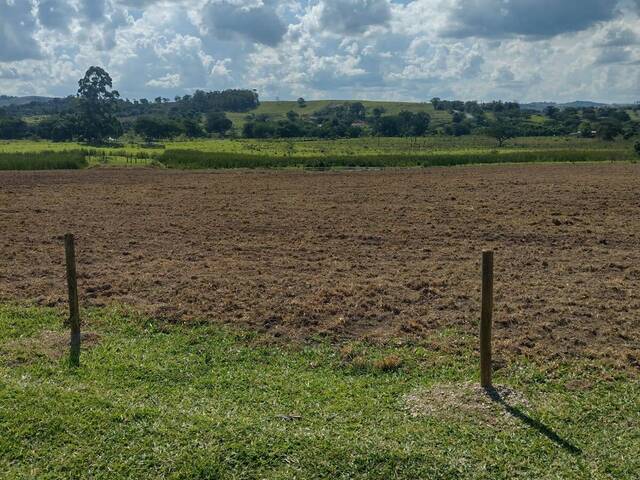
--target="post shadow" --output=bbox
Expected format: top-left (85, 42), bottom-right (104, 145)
top-left (484, 387), bottom-right (582, 455)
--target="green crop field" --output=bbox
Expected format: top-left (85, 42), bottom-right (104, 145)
top-left (160, 136), bottom-right (634, 157)
top-left (1, 135), bottom-right (635, 156)
top-left (0, 140), bottom-right (87, 153)
top-left (0, 304), bottom-right (638, 479)
top-left (158, 148), bottom-right (633, 170)
top-left (0, 135), bottom-right (636, 170)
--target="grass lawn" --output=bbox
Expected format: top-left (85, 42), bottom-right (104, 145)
top-left (0, 304), bottom-right (637, 479)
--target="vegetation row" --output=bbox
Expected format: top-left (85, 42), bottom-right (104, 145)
top-left (159, 148), bottom-right (634, 170)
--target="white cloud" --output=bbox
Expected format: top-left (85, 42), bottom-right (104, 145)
top-left (210, 58), bottom-right (232, 76)
top-left (146, 72), bottom-right (181, 87)
top-left (0, 0), bottom-right (638, 102)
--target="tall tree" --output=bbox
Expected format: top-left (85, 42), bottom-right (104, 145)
top-left (77, 66), bottom-right (122, 144)
top-left (485, 119), bottom-right (517, 147)
top-left (543, 105), bottom-right (559, 119)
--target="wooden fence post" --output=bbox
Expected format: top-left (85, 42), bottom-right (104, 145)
top-left (480, 250), bottom-right (494, 388)
top-left (64, 233), bottom-right (81, 367)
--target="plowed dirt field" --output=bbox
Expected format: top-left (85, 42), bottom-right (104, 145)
top-left (1, 164), bottom-right (638, 368)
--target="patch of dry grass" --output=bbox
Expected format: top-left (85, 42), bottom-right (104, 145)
top-left (1, 330), bottom-right (100, 366)
top-left (405, 382), bottom-right (530, 425)
top-left (373, 354), bottom-right (403, 372)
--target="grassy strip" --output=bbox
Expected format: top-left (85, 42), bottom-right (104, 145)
top-left (0, 304), bottom-right (638, 479)
top-left (1, 137), bottom-right (634, 158)
top-left (159, 148), bottom-right (633, 169)
top-left (0, 150), bottom-right (88, 170)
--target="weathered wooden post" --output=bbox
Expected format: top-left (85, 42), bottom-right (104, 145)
top-left (480, 250), bottom-right (494, 388)
top-left (64, 233), bottom-right (81, 367)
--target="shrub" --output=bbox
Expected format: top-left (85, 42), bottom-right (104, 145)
top-left (134, 117), bottom-right (183, 142)
top-left (205, 111), bottom-right (232, 135)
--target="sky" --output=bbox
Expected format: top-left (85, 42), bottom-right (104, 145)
top-left (0, 0), bottom-right (639, 102)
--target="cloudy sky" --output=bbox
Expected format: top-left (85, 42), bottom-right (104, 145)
top-left (1, 0), bottom-right (639, 102)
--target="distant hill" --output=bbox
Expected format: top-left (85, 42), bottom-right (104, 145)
top-left (0, 95), bottom-right (57, 107)
top-left (522, 100), bottom-right (610, 111)
top-left (563, 101), bottom-right (611, 109)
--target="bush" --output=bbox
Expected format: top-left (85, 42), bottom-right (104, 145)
top-left (183, 118), bottom-right (205, 138)
top-left (635, 141), bottom-right (640, 157)
top-left (243, 121), bottom-right (276, 139)
top-left (0, 117), bottom-right (29, 139)
top-left (134, 117), bottom-right (183, 142)
top-left (205, 111), bottom-right (232, 135)
top-left (35, 115), bottom-right (77, 141)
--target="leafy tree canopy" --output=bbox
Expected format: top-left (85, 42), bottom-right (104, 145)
top-left (77, 66), bottom-right (122, 144)
top-left (206, 111), bottom-right (233, 135)
top-left (485, 119), bottom-right (518, 147)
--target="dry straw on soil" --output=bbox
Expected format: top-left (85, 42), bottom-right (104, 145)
top-left (1, 164), bottom-right (639, 369)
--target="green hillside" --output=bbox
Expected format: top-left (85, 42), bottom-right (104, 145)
top-left (226, 100), bottom-right (452, 131)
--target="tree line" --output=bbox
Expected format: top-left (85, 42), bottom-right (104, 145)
top-left (242, 102), bottom-right (431, 139)
top-left (1, 67), bottom-right (638, 145)
top-left (0, 67), bottom-right (255, 144)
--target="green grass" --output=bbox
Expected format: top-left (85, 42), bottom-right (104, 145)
top-left (0, 304), bottom-right (638, 479)
top-left (0, 140), bottom-right (88, 153)
top-left (528, 115), bottom-right (548, 124)
top-left (0, 150), bottom-right (88, 170)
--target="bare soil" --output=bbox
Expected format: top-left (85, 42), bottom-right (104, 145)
top-left (1, 165), bottom-right (638, 368)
